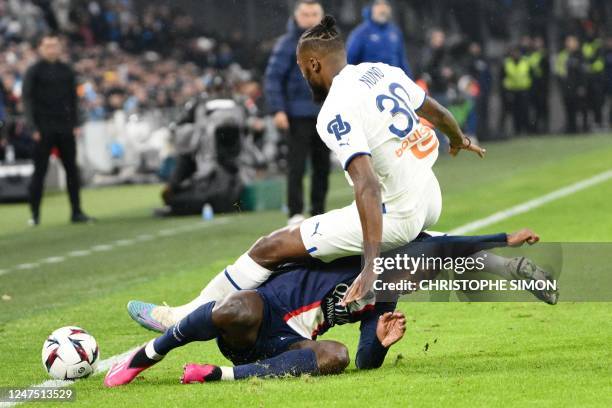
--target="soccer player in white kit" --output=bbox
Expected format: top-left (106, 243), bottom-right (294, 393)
top-left (127, 15), bottom-right (486, 330)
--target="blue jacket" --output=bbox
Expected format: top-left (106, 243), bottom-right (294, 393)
top-left (264, 19), bottom-right (320, 118)
top-left (346, 6), bottom-right (413, 78)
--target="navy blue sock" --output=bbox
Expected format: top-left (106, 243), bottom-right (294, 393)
top-left (153, 301), bottom-right (218, 355)
top-left (233, 348), bottom-right (319, 379)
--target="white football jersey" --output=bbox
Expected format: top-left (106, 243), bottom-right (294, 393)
top-left (317, 63), bottom-right (439, 212)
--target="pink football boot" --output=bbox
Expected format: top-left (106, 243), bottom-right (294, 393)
top-left (104, 349), bottom-right (158, 387)
top-left (181, 364), bottom-right (222, 384)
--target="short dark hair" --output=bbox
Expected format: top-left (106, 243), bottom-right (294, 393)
top-left (37, 33), bottom-right (60, 46)
top-left (294, 0), bottom-right (321, 10)
top-left (298, 15), bottom-right (344, 55)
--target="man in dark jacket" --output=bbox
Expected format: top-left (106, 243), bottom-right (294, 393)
top-left (555, 35), bottom-right (588, 134)
top-left (527, 36), bottom-right (550, 133)
top-left (581, 26), bottom-right (605, 129)
top-left (22, 34), bottom-right (93, 225)
top-left (346, 0), bottom-right (412, 78)
top-left (465, 42), bottom-right (492, 140)
top-left (264, 0), bottom-right (329, 226)
top-left (604, 36), bottom-right (612, 128)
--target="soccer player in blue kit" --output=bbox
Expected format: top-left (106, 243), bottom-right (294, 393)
top-left (105, 228), bottom-right (556, 387)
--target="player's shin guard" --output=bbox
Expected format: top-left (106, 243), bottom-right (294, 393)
top-left (230, 348), bottom-right (319, 380)
top-left (172, 253), bottom-right (273, 320)
top-left (153, 302), bottom-right (218, 356)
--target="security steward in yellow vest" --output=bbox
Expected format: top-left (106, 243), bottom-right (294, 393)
top-left (502, 47), bottom-right (532, 135)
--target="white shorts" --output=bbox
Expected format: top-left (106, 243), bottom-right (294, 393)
top-left (300, 174), bottom-right (442, 262)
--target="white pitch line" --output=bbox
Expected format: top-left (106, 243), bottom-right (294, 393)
top-left (113, 239), bottom-right (135, 246)
top-left (1, 170), bottom-right (609, 405)
top-left (68, 250), bottom-right (91, 257)
top-left (449, 169), bottom-right (612, 234)
top-left (15, 263), bottom-right (38, 270)
top-left (0, 346), bottom-right (143, 408)
top-left (0, 218), bottom-right (228, 277)
top-left (42, 257), bottom-right (65, 264)
top-left (91, 244), bottom-right (114, 252)
top-left (0, 219), bottom-right (230, 406)
top-left (135, 234), bottom-right (154, 241)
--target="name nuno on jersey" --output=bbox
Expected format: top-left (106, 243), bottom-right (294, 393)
top-left (359, 66), bottom-right (385, 89)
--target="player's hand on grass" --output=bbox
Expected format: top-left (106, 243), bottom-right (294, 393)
top-left (340, 267), bottom-right (377, 306)
top-left (507, 228), bottom-right (540, 246)
top-left (376, 311), bottom-right (407, 348)
top-left (450, 137), bottom-right (486, 158)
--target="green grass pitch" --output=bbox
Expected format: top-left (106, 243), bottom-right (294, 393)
top-left (1, 135), bottom-right (611, 407)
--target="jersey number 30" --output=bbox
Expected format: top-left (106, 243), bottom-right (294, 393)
top-left (376, 82), bottom-right (420, 139)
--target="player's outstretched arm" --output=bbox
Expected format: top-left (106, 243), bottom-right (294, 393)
top-left (418, 96), bottom-right (486, 158)
top-left (355, 304), bottom-right (405, 370)
top-left (341, 155), bottom-right (383, 306)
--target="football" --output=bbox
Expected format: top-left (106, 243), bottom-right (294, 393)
top-left (41, 326), bottom-right (99, 380)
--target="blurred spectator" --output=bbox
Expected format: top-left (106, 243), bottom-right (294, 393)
top-left (264, 0), bottom-right (329, 226)
top-left (582, 25), bottom-right (605, 129)
top-left (501, 46), bottom-right (532, 136)
top-left (346, 0), bottom-right (412, 77)
top-left (527, 36), bottom-right (551, 133)
top-left (555, 35), bottom-right (588, 134)
top-left (0, 80), bottom-right (6, 159)
top-left (465, 42), bottom-right (492, 140)
top-left (0, 74), bottom-right (29, 161)
top-left (422, 29), bottom-right (450, 104)
top-left (605, 36), bottom-right (612, 127)
top-left (22, 34), bottom-right (93, 225)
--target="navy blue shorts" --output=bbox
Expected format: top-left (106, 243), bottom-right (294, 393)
top-left (216, 291), bottom-right (307, 365)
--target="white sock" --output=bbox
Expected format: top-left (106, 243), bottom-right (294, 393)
top-left (145, 339), bottom-right (164, 361)
top-left (171, 253), bottom-right (273, 320)
top-left (220, 366), bottom-right (235, 381)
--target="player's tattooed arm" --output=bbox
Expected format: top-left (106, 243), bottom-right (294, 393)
top-left (417, 96), bottom-right (486, 158)
top-left (341, 155), bottom-right (382, 306)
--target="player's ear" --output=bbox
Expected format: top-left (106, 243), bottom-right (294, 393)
top-left (309, 57), bottom-right (321, 73)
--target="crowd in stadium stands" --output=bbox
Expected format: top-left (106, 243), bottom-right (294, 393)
top-left (412, 23), bottom-right (612, 139)
top-left (2, 0), bottom-right (612, 164)
top-left (414, 28), bottom-right (494, 141)
top-left (0, 0), bottom-right (263, 160)
top-left (500, 28), bottom-right (612, 136)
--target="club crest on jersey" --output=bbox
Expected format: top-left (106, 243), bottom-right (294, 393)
top-left (327, 114), bottom-right (351, 145)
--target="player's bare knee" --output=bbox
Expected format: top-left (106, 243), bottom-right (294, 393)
top-left (249, 229), bottom-right (291, 266)
top-left (316, 343), bottom-right (350, 375)
top-left (212, 291), bottom-right (261, 330)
